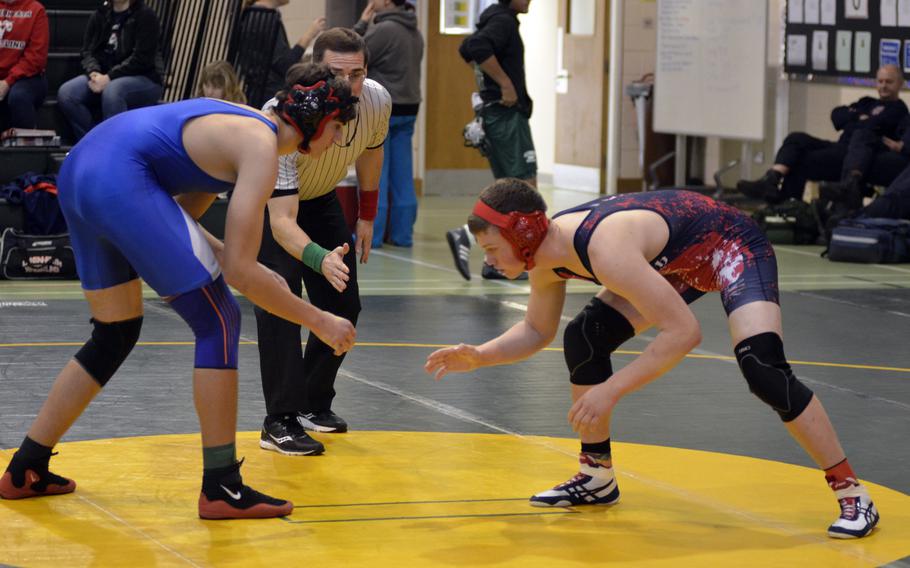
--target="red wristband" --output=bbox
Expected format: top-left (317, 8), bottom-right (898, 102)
top-left (358, 189), bottom-right (379, 221)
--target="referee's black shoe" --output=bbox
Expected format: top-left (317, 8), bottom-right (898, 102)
top-left (259, 414), bottom-right (325, 456)
top-left (298, 410), bottom-right (348, 433)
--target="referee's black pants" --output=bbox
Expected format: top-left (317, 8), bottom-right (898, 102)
top-left (255, 191), bottom-right (361, 417)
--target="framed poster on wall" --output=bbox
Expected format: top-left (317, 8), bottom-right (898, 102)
top-left (439, 0), bottom-right (497, 35)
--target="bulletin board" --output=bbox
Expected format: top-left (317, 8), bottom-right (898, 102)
top-left (784, 0), bottom-right (910, 80)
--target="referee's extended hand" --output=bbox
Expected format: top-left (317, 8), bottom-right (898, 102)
top-left (321, 243), bottom-right (350, 293)
top-left (355, 218), bottom-right (374, 264)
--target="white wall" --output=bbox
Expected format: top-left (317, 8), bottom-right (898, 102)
top-left (620, 0), bottom-right (657, 181)
top-left (520, 1), bottom-right (558, 177)
top-left (279, 1), bottom-right (326, 44)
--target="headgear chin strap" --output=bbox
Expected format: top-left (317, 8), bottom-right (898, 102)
top-left (472, 200), bottom-right (549, 270)
top-left (280, 81), bottom-right (358, 153)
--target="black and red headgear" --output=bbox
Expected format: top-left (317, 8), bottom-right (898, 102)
top-left (471, 200), bottom-right (549, 270)
top-left (279, 80), bottom-right (358, 153)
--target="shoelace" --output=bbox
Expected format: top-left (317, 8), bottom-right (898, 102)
top-left (838, 496), bottom-right (858, 520)
top-left (556, 473), bottom-right (591, 490)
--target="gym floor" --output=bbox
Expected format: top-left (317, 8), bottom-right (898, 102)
top-left (1, 187), bottom-right (909, 567)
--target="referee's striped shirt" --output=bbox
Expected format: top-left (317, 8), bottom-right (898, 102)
top-left (268, 79), bottom-right (391, 201)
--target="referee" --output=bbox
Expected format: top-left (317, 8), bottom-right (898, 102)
top-left (256, 28), bottom-right (391, 456)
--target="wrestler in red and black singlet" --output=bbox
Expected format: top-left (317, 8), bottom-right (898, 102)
top-left (551, 189), bottom-right (779, 314)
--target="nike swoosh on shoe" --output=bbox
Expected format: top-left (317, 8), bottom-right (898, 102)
top-left (220, 485), bottom-right (242, 500)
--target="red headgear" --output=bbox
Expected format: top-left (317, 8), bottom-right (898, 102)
top-left (471, 200), bottom-right (549, 270)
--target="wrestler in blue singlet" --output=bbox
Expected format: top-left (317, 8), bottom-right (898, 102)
top-left (57, 99), bottom-right (277, 296)
top-left (551, 189), bottom-right (779, 314)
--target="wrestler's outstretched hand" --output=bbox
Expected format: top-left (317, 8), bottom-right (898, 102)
top-left (425, 344), bottom-right (481, 381)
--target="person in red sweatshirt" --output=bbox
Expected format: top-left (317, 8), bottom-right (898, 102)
top-left (0, 0), bottom-right (49, 132)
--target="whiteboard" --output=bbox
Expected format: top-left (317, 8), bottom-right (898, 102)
top-left (654, 0), bottom-right (768, 141)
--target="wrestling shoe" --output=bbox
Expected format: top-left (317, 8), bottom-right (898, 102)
top-left (198, 460), bottom-right (293, 520)
top-left (529, 453), bottom-right (620, 507)
top-left (298, 410), bottom-right (348, 433)
top-left (446, 227), bottom-right (472, 281)
top-left (827, 484), bottom-right (880, 539)
top-left (0, 451), bottom-right (75, 499)
top-left (260, 414), bottom-right (325, 456)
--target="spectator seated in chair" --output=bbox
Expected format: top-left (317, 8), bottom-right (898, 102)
top-left (738, 65), bottom-right (907, 205)
top-left (819, 114), bottom-right (910, 212)
top-left (57, 0), bottom-right (165, 142)
top-left (816, 158), bottom-right (910, 243)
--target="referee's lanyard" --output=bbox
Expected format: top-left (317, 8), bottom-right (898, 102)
top-left (335, 113), bottom-right (360, 148)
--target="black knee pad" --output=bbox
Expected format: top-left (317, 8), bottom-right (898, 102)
top-left (564, 297), bottom-right (635, 385)
top-left (74, 316), bottom-right (143, 387)
top-left (734, 332), bottom-right (813, 422)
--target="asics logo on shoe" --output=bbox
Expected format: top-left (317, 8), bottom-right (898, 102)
top-left (269, 434), bottom-right (293, 444)
top-left (220, 485), bottom-right (242, 500)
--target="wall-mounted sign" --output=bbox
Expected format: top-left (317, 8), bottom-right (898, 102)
top-left (439, 0), bottom-right (498, 35)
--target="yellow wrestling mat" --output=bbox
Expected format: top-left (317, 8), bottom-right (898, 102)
top-left (1, 431), bottom-right (908, 567)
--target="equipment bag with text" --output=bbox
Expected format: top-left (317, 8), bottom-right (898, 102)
top-left (826, 217), bottom-right (910, 263)
top-left (0, 228), bottom-right (78, 279)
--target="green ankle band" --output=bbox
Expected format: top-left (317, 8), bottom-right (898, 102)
top-left (202, 442), bottom-right (236, 470)
top-left (301, 242), bottom-right (330, 274)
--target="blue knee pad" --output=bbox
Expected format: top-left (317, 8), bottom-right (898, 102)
top-left (564, 297), bottom-right (635, 385)
top-left (169, 275), bottom-right (240, 369)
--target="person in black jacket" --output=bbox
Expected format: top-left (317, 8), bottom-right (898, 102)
top-left (819, 160), bottom-right (910, 225)
top-left (237, 0), bottom-right (325, 109)
top-left (445, 0), bottom-right (536, 281)
top-left (57, 0), bottom-right (164, 142)
top-left (819, 114), bottom-right (910, 209)
top-left (738, 65), bottom-right (907, 204)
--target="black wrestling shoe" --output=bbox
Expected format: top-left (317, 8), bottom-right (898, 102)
top-left (298, 410), bottom-right (348, 433)
top-left (0, 451), bottom-right (75, 500)
top-left (199, 460), bottom-right (293, 519)
top-left (259, 415), bottom-right (325, 456)
top-left (446, 227), bottom-right (472, 281)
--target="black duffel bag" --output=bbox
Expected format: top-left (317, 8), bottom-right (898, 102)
top-left (751, 199), bottom-right (820, 245)
top-left (826, 217), bottom-right (910, 263)
top-left (0, 228), bottom-right (78, 280)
